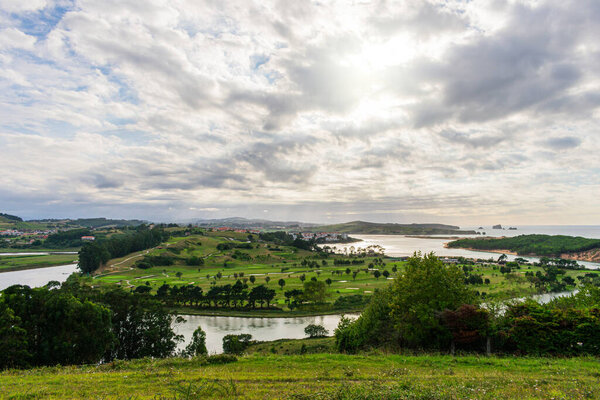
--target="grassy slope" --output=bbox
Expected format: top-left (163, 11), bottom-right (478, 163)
top-left (1, 353), bottom-right (599, 399)
top-left (89, 232), bottom-right (393, 311)
top-left (87, 231), bottom-right (593, 316)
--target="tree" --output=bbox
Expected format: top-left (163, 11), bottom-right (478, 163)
top-left (382, 270), bottom-right (390, 279)
top-left (325, 278), bottom-right (333, 286)
top-left (223, 334), bottom-right (252, 355)
top-left (299, 274), bottom-right (306, 283)
top-left (0, 301), bottom-right (30, 369)
top-left (389, 253), bottom-right (476, 349)
top-left (94, 288), bottom-right (182, 361)
top-left (302, 280), bottom-right (327, 303)
top-left (1, 285), bottom-right (114, 366)
top-left (304, 324), bottom-right (329, 338)
top-left (78, 242), bottom-right (110, 274)
top-left (373, 270), bottom-right (381, 279)
top-left (284, 289), bottom-right (303, 310)
top-left (183, 326), bottom-right (207, 357)
top-left (352, 271), bottom-right (358, 280)
top-left (134, 285), bottom-right (152, 294)
top-left (335, 287), bottom-right (397, 353)
top-left (175, 271), bottom-right (183, 279)
top-left (249, 275), bottom-right (256, 285)
top-left (265, 276), bottom-right (271, 285)
top-left (441, 304), bottom-right (490, 353)
top-left (278, 278), bottom-right (286, 290)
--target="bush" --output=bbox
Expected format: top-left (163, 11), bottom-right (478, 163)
top-left (186, 256), bottom-right (204, 266)
top-left (304, 324), bottom-right (329, 338)
top-left (334, 294), bottom-right (369, 309)
top-left (222, 334), bottom-right (253, 355)
top-left (497, 301), bottom-right (600, 355)
top-left (206, 354), bottom-right (237, 365)
top-left (183, 326), bottom-right (207, 357)
top-left (136, 261), bottom-right (152, 270)
top-left (335, 288), bottom-right (398, 353)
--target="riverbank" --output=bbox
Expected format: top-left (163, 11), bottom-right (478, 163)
top-left (2, 353), bottom-right (598, 399)
top-left (172, 306), bottom-right (362, 318)
top-left (0, 248), bottom-right (79, 253)
top-left (0, 253), bottom-right (79, 273)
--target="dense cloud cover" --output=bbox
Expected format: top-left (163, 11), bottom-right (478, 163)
top-left (0, 0), bottom-right (598, 224)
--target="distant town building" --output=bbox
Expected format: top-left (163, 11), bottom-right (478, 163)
top-left (81, 236), bottom-right (96, 241)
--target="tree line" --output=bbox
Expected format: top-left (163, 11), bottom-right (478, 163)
top-left (78, 227), bottom-right (169, 274)
top-left (447, 234), bottom-right (600, 258)
top-left (0, 276), bottom-right (181, 369)
top-left (141, 279), bottom-right (330, 310)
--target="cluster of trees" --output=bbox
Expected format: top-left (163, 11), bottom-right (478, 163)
top-left (79, 227), bottom-right (169, 274)
top-left (148, 280), bottom-right (330, 311)
top-left (335, 253), bottom-right (600, 356)
top-left (333, 259), bottom-right (365, 266)
top-left (523, 266), bottom-right (573, 292)
top-left (216, 242), bottom-right (253, 251)
top-left (258, 231), bottom-right (315, 251)
top-left (155, 282), bottom-right (277, 309)
top-left (45, 228), bottom-right (92, 248)
top-left (448, 235), bottom-right (600, 258)
top-left (0, 277), bottom-right (182, 369)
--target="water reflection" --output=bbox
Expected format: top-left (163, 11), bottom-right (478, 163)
top-left (174, 313), bottom-right (357, 354)
top-left (0, 263), bottom-right (78, 290)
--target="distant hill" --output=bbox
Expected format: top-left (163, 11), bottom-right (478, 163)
top-left (0, 213), bottom-right (23, 222)
top-left (64, 218), bottom-right (147, 229)
top-left (307, 221), bottom-right (476, 235)
top-left (194, 217), bottom-right (314, 229)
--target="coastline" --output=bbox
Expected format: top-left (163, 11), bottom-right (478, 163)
top-left (0, 262), bottom-right (78, 273)
top-left (443, 243), bottom-right (600, 263)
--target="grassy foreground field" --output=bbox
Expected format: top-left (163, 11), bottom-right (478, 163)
top-left (1, 353), bottom-right (599, 399)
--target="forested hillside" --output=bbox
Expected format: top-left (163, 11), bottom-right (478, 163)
top-left (447, 234), bottom-right (600, 257)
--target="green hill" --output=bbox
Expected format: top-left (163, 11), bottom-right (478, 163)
top-left (309, 220), bottom-right (476, 235)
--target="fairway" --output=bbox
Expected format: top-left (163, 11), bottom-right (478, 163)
top-left (85, 229), bottom-right (592, 316)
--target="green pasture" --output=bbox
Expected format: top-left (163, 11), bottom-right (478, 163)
top-left (1, 353), bottom-right (598, 399)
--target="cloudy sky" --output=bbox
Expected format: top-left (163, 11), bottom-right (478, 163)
top-left (1, 0), bottom-right (599, 225)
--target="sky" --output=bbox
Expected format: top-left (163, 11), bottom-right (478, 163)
top-left (0, 0), bottom-right (599, 225)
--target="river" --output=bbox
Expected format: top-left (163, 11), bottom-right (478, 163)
top-left (174, 313), bottom-right (356, 354)
top-left (0, 263), bottom-right (79, 291)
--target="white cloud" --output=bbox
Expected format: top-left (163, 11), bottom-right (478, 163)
top-left (0, 0), bottom-right (48, 13)
top-left (0, 28), bottom-right (36, 50)
top-left (0, 0), bottom-right (599, 224)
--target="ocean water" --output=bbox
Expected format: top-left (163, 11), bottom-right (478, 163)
top-left (330, 226), bottom-right (600, 269)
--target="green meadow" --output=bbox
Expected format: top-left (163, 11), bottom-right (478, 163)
top-left (1, 352), bottom-right (598, 399)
